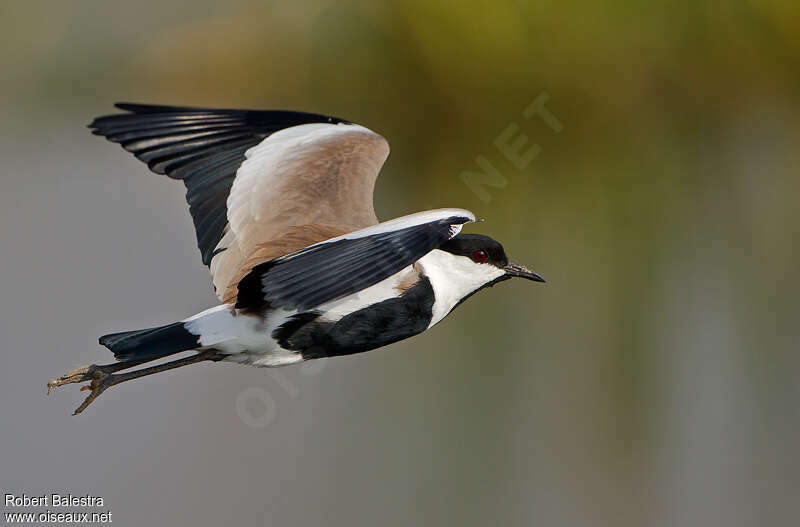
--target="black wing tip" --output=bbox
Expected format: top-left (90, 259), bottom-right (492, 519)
top-left (114, 102), bottom-right (229, 114)
top-left (87, 102), bottom-right (205, 129)
top-left (451, 215), bottom-right (474, 225)
top-left (86, 102), bottom-right (355, 271)
top-left (115, 102), bottom-right (170, 112)
top-left (90, 102), bottom-right (351, 124)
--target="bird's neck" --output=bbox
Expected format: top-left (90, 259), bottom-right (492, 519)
top-left (417, 249), bottom-right (505, 327)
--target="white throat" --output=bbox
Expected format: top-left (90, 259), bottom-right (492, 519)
top-left (416, 249), bottom-right (506, 328)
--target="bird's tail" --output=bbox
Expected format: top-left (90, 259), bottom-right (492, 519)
top-left (99, 322), bottom-right (200, 361)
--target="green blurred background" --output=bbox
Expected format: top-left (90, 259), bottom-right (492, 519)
top-left (1, 1), bottom-right (799, 526)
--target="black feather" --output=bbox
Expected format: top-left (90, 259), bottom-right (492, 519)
top-left (99, 322), bottom-right (199, 361)
top-left (235, 215), bottom-right (472, 313)
top-left (89, 103), bottom-right (350, 265)
top-left (272, 277), bottom-right (436, 359)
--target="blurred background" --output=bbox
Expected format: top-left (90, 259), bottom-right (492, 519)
top-left (1, 1), bottom-right (799, 526)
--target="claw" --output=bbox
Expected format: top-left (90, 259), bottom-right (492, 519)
top-left (46, 364), bottom-right (115, 415)
top-left (47, 365), bottom-right (96, 394)
top-left (47, 351), bottom-right (221, 415)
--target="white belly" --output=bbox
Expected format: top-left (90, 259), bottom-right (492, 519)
top-left (183, 305), bottom-right (301, 367)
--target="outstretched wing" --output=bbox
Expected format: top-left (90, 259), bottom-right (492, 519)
top-left (89, 103), bottom-right (389, 301)
top-left (236, 209), bottom-right (476, 312)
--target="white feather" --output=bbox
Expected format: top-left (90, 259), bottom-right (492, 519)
top-left (183, 305), bottom-right (302, 366)
top-left (416, 249), bottom-right (505, 328)
top-left (315, 266), bottom-right (418, 318)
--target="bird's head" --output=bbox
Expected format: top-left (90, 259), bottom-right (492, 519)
top-left (436, 233), bottom-right (544, 301)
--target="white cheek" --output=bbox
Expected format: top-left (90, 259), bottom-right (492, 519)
top-left (417, 250), bottom-right (505, 327)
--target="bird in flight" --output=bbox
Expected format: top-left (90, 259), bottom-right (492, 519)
top-left (48, 103), bottom-right (545, 414)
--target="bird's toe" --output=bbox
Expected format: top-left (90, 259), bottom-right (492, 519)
top-left (72, 379), bottom-right (110, 415)
top-left (47, 365), bottom-right (96, 394)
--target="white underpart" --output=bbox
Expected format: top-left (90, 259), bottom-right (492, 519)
top-left (183, 305), bottom-right (301, 366)
top-left (417, 249), bottom-right (506, 328)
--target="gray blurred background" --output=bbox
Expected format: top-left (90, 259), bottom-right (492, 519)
top-left (2, 1), bottom-right (799, 526)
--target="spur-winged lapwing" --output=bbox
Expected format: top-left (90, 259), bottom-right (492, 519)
top-left (47, 103), bottom-right (544, 414)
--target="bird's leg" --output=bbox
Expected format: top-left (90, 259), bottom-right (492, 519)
top-left (47, 357), bottom-right (154, 393)
top-left (47, 350), bottom-right (223, 415)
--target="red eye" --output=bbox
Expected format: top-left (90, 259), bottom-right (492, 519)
top-left (472, 249), bottom-right (488, 263)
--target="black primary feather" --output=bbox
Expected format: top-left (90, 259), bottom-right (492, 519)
top-left (89, 103), bottom-right (350, 265)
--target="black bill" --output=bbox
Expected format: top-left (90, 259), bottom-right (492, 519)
top-left (504, 262), bottom-right (545, 282)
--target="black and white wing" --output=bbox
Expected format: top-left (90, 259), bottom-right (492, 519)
top-left (89, 103), bottom-right (389, 301)
top-left (236, 209), bottom-right (476, 312)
